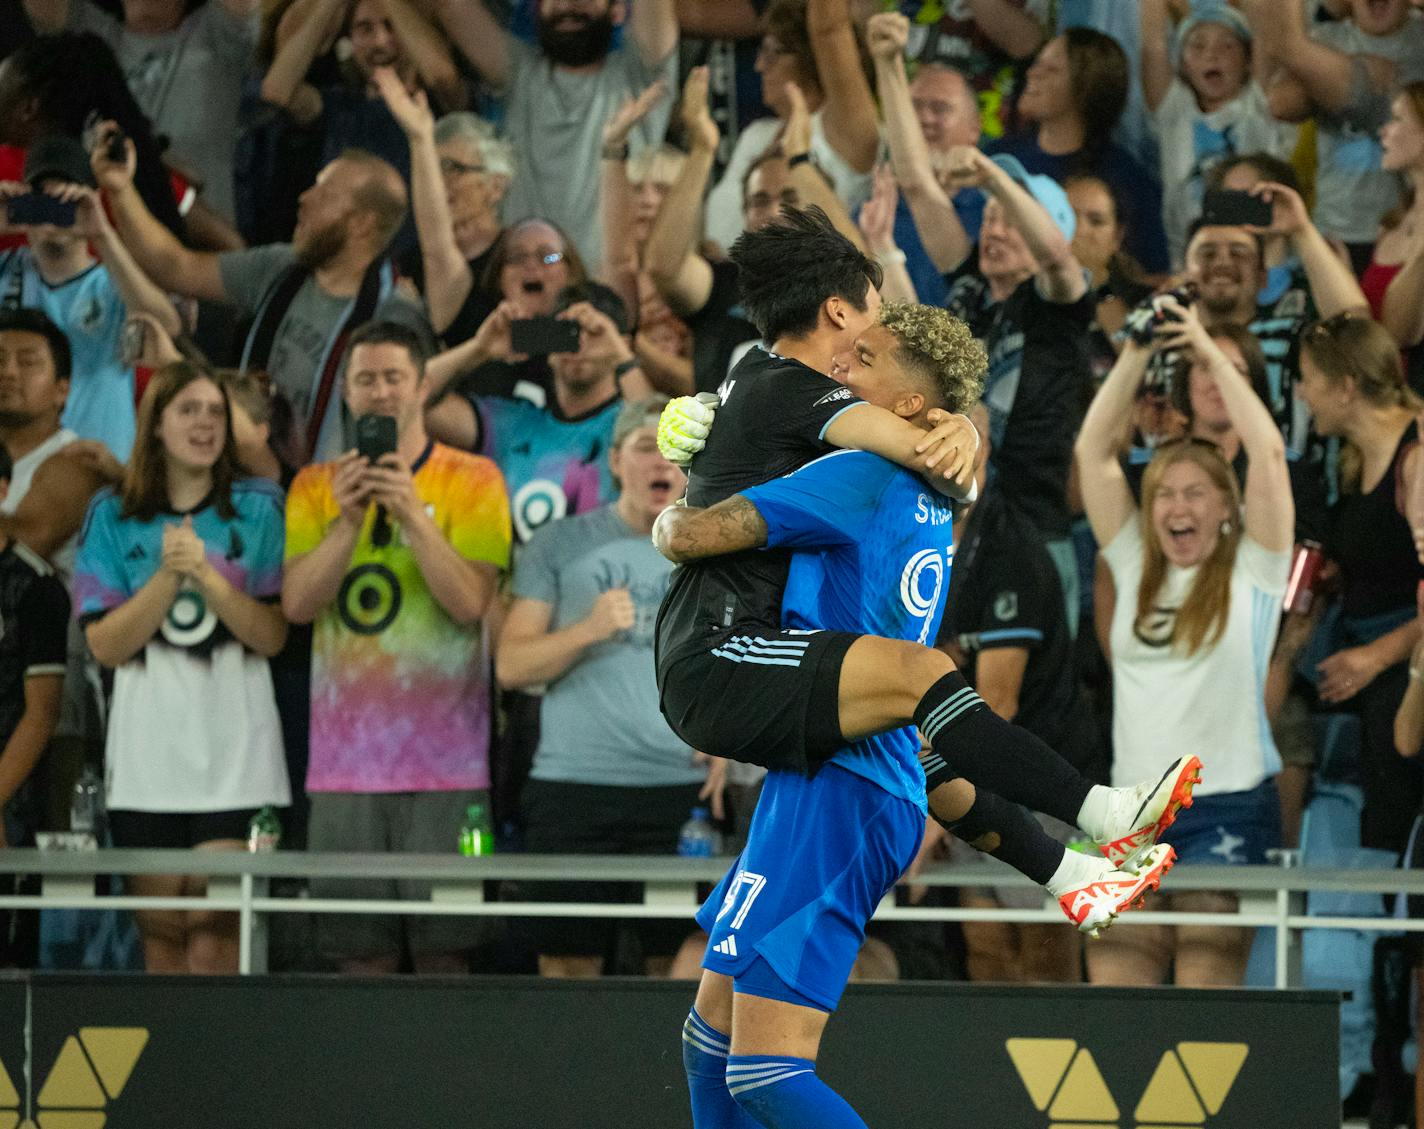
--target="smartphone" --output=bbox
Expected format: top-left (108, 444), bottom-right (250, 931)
top-left (1201, 189), bottom-right (1272, 229)
top-left (6, 193), bottom-right (76, 227)
top-left (355, 413), bottom-right (398, 462)
top-left (510, 316), bottom-right (581, 355)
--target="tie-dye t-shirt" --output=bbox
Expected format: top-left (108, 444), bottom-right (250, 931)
top-left (470, 393), bottom-right (620, 544)
top-left (72, 478), bottom-right (291, 812)
top-left (285, 441), bottom-right (511, 793)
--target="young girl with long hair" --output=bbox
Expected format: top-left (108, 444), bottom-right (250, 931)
top-left (73, 362), bottom-right (289, 973)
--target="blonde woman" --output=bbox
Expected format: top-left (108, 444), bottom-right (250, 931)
top-left (1076, 297), bottom-right (1294, 986)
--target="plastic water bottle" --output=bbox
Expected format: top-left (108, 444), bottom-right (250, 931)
top-left (70, 766), bottom-right (103, 836)
top-left (677, 806), bottom-right (721, 858)
top-left (247, 806), bottom-right (281, 853)
top-left (458, 802), bottom-right (494, 857)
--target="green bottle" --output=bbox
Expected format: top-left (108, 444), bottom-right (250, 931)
top-left (458, 802), bottom-right (494, 857)
top-left (247, 805), bottom-right (281, 853)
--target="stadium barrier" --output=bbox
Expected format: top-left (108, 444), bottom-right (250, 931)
top-left (0, 972), bottom-right (1338, 1128)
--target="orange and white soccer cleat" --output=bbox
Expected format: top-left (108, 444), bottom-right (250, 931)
top-left (1094, 756), bottom-right (1202, 870)
top-left (1057, 843), bottom-right (1176, 938)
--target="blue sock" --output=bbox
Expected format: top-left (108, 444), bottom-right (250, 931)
top-left (683, 1009), bottom-right (759, 1129)
top-left (725, 1054), bottom-right (868, 1129)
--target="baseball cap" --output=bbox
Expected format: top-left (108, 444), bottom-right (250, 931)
top-left (1172, 4), bottom-right (1252, 67)
top-left (23, 134), bottom-right (96, 190)
top-left (988, 154), bottom-right (1075, 242)
top-left (613, 395), bottom-right (671, 449)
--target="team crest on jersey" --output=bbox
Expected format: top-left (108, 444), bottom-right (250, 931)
top-left (1134, 605), bottom-right (1179, 648)
top-left (163, 586), bottom-right (217, 648)
top-left (813, 386), bottom-right (854, 407)
top-left (76, 297), bottom-right (104, 335)
top-left (993, 591), bottom-right (1018, 622)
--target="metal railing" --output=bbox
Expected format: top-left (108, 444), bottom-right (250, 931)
top-left (0, 848), bottom-right (1419, 982)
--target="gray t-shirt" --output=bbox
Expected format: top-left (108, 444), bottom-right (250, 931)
top-left (218, 244), bottom-right (427, 458)
top-left (499, 35), bottom-right (676, 265)
top-left (1311, 14), bottom-right (1424, 243)
top-left (514, 504), bottom-right (699, 787)
top-left (71, 0), bottom-right (258, 220)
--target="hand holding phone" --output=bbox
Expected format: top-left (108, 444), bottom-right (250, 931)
top-left (510, 316), bottom-right (581, 355)
top-left (1200, 189), bottom-right (1272, 230)
top-left (6, 193), bottom-right (77, 227)
top-left (355, 413), bottom-right (398, 463)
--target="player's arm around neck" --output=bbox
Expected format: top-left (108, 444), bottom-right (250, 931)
top-left (653, 495), bottom-right (768, 564)
top-left (823, 403), bottom-right (976, 501)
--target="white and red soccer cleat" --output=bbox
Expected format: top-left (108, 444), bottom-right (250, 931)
top-left (1095, 756), bottom-right (1202, 870)
top-left (1057, 844), bottom-right (1176, 938)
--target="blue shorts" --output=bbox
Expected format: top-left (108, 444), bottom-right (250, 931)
top-left (696, 762), bottom-right (925, 1013)
top-left (1161, 780), bottom-right (1280, 866)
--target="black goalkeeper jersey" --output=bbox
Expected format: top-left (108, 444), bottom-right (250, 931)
top-left (654, 346), bottom-right (864, 672)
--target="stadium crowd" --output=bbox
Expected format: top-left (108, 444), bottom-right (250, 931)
top-left (3, 0), bottom-right (1424, 1099)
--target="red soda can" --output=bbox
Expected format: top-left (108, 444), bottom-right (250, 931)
top-left (1283, 541), bottom-right (1325, 614)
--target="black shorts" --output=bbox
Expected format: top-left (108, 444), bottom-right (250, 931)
top-left (658, 628), bottom-right (858, 773)
top-left (109, 808), bottom-right (258, 849)
top-left (509, 778), bottom-right (705, 959)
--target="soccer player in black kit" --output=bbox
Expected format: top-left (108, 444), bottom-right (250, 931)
top-left (653, 207), bottom-right (1198, 934)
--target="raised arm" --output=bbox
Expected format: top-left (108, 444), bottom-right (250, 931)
top-left (598, 80), bottom-right (670, 302)
top-left (1138, 0), bottom-right (1172, 112)
top-left (259, 0), bottom-right (342, 123)
top-left (947, 146), bottom-right (1086, 303)
top-left (858, 164), bottom-right (919, 303)
top-left (380, 0), bottom-right (467, 110)
top-left (1075, 341), bottom-right (1152, 547)
top-left (675, 0), bottom-right (761, 38)
top-left (374, 66), bottom-right (471, 335)
top-left (1250, 182), bottom-right (1367, 319)
top-left (807, 0), bottom-right (880, 175)
top-left (91, 125), bottom-right (228, 303)
top-left (630, 0), bottom-right (678, 66)
top-left (653, 494), bottom-right (768, 563)
top-left (1382, 246), bottom-right (1424, 350)
top-left (782, 83), bottom-right (869, 253)
top-left (1158, 299), bottom-right (1294, 551)
top-left (822, 402), bottom-right (977, 500)
top-left (434, 0), bottom-right (509, 89)
top-left (1256, 0), bottom-right (1396, 117)
top-left (644, 67), bottom-right (718, 315)
top-left (967, 0), bottom-right (1046, 60)
top-left (868, 12), bottom-right (971, 273)
top-left (63, 186), bottom-right (181, 337)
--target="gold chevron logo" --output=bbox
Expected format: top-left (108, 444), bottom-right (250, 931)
top-left (0, 1027), bottom-right (148, 1129)
top-left (1007, 1037), bottom-right (1248, 1129)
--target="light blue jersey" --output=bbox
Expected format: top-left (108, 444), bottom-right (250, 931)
top-left (743, 449), bottom-right (956, 811)
top-left (0, 250), bottom-right (135, 460)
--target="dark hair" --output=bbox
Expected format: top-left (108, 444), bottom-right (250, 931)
top-left (1169, 323), bottom-right (1271, 420)
top-left (764, 0), bottom-right (821, 96)
top-left (478, 216), bottom-right (589, 303)
top-left (1063, 28), bottom-right (1129, 162)
top-left (729, 205), bottom-right (882, 342)
top-left (121, 361), bottom-right (241, 522)
top-left (1382, 83), bottom-right (1424, 233)
top-left (1063, 172), bottom-right (1148, 284)
top-left (5, 33), bottom-right (185, 238)
top-left (0, 443), bottom-right (11, 485)
top-left (1205, 151), bottom-right (1301, 196)
top-left (1184, 217), bottom-right (1266, 268)
top-left (347, 319), bottom-right (430, 375)
top-left (553, 280), bottom-right (631, 335)
top-left (0, 307), bottom-right (71, 379)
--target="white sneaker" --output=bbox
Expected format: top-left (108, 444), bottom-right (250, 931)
top-left (1095, 756), bottom-right (1202, 870)
top-left (1057, 844), bottom-right (1176, 938)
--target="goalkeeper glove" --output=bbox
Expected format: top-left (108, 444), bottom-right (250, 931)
top-left (657, 392), bottom-right (721, 466)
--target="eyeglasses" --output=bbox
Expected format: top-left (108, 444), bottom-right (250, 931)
top-left (439, 157), bottom-right (487, 177)
top-left (505, 250), bottom-right (565, 268)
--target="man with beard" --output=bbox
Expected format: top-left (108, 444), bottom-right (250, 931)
top-left (93, 129), bottom-right (428, 465)
top-left (261, 0), bottom-right (468, 242)
top-left (434, 0), bottom-right (678, 265)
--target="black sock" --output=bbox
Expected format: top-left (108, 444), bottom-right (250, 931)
top-left (914, 671), bottom-right (1093, 825)
top-left (939, 788), bottom-right (1064, 886)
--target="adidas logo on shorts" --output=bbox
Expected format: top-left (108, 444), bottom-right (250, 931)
top-left (712, 936), bottom-right (739, 958)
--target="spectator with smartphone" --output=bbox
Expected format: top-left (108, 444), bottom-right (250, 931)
top-left (1077, 297), bottom-right (1293, 987)
top-left (74, 361), bottom-right (290, 974)
top-left (498, 396), bottom-right (709, 978)
top-left (0, 135), bottom-right (180, 462)
top-left (1138, 1), bottom-right (1291, 268)
top-left (91, 123), bottom-right (428, 465)
top-left (282, 319), bottom-right (510, 974)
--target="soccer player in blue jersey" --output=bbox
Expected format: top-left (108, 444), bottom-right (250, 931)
top-left (661, 305), bottom-right (1174, 1129)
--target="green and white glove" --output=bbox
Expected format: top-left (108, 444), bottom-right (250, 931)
top-left (657, 392), bottom-right (721, 466)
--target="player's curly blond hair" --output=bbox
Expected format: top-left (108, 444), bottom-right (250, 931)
top-left (877, 302), bottom-right (986, 415)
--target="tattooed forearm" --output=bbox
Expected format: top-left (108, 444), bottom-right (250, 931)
top-left (653, 494), bottom-right (769, 562)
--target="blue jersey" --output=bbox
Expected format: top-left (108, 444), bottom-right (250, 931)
top-left (742, 450), bottom-right (956, 810)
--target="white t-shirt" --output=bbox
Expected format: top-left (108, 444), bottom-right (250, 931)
top-left (1152, 78), bottom-right (1292, 268)
top-left (1103, 518), bottom-right (1289, 797)
top-left (704, 113), bottom-right (874, 255)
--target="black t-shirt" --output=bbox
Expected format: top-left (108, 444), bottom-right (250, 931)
top-left (683, 259), bottom-right (760, 394)
top-left (397, 243), bottom-right (499, 346)
top-left (945, 262), bottom-right (1094, 540)
top-left (937, 488), bottom-right (1099, 775)
top-left (0, 542), bottom-right (70, 751)
top-left (655, 346), bottom-right (862, 669)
